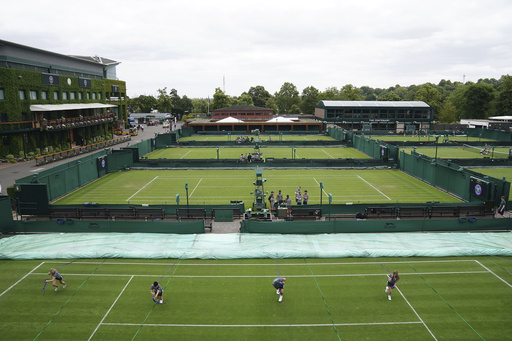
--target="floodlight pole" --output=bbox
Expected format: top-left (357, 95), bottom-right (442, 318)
top-left (434, 136), bottom-right (439, 162)
top-left (217, 147), bottom-right (219, 160)
top-left (320, 182), bottom-right (323, 207)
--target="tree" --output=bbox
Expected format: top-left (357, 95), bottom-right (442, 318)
top-left (318, 87), bottom-right (341, 100)
top-left (248, 86), bottom-right (271, 107)
top-left (496, 75), bottom-right (512, 116)
top-left (211, 88), bottom-right (232, 110)
top-left (274, 82), bottom-right (300, 114)
top-left (377, 91), bottom-right (402, 101)
top-left (438, 101), bottom-right (458, 123)
top-left (300, 86), bottom-right (319, 115)
top-left (414, 83), bottom-right (442, 119)
top-left (461, 83), bottom-right (495, 119)
top-left (265, 97), bottom-right (278, 113)
top-left (191, 98), bottom-right (208, 114)
top-left (233, 92), bottom-right (254, 106)
top-left (128, 95), bottom-right (158, 113)
top-left (340, 84), bottom-right (362, 100)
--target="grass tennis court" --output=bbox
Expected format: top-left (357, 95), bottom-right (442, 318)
top-left (178, 135), bottom-right (335, 142)
top-left (54, 169), bottom-right (461, 205)
top-left (404, 146), bottom-right (511, 159)
top-left (1, 257), bottom-right (510, 340)
top-left (368, 135), bottom-right (496, 142)
top-left (146, 147), bottom-right (370, 160)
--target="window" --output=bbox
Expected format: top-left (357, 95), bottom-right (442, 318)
top-left (0, 89), bottom-right (4, 100)
top-left (79, 92), bottom-right (83, 100)
top-left (54, 91), bottom-right (59, 100)
top-left (97, 93), bottom-right (102, 100)
top-left (19, 90), bottom-right (26, 100)
top-left (41, 91), bottom-right (48, 100)
top-left (1, 113), bottom-right (7, 122)
top-left (92, 92), bottom-right (96, 100)
top-left (70, 92), bottom-right (76, 100)
top-left (87, 92), bottom-right (91, 99)
top-left (62, 92), bottom-right (68, 100)
top-left (30, 90), bottom-right (37, 100)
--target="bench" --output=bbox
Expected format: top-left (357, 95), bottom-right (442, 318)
top-left (289, 207), bottom-right (322, 221)
top-left (429, 206), bottom-right (460, 219)
top-left (135, 208), bottom-right (165, 220)
top-left (365, 207), bottom-right (397, 219)
top-left (398, 206), bottom-right (428, 219)
top-left (49, 207), bottom-right (80, 219)
top-left (459, 205), bottom-right (489, 217)
top-left (108, 208), bottom-right (137, 219)
top-left (80, 208), bottom-right (108, 219)
top-left (176, 208), bottom-right (212, 231)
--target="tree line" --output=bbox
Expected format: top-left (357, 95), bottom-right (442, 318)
top-left (128, 75), bottom-right (512, 123)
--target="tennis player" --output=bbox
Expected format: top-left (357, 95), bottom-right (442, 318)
top-left (272, 277), bottom-right (286, 302)
top-left (46, 268), bottom-right (66, 292)
top-left (151, 281), bottom-right (164, 304)
top-left (385, 271), bottom-right (400, 300)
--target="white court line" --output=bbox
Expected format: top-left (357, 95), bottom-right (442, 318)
top-left (357, 175), bottom-right (391, 201)
top-left (396, 287), bottom-right (438, 340)
top-left (102, 321), bottom-right (422, 328)
top-left (474, 260), bottom-right (512, 288)
top-left (88, 276), bottom-right (134, 341)
top-left (321, 149), bottom-right (334, 159)
top-left (179, 150), bottom-right (191, 159)
top-left (313, 178), bottom-right (328, 196)
top-left (32, 271), bottom-right (489, 278)
top-left (0, 262), bottom-right (44, 297)
top-left (126, 176), bottom-right (159, 201)
top-left (49, 259), bottom-right (480, 267)
top-left (189, 178), bottom-right (202, 197)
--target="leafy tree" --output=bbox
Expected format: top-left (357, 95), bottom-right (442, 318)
top-left (289, 104), bottom-right (301, 115)
top-left (265, 97), bottom-right (278, 113)
top-left (233, 92), bottom-right (254, 106)
top-left (191, 98), bottom-right (208, 114)
top-left (495, 75), bottom-right (512, 116)
top-left (360, 86), bottom-right (377, 100)
top-left (128, 95), bottom-right (157, 113)
top-left (177, 95), bottom-right (194, 115)
top-left (438, 101), bottom-right (458, 123)
top-left (461, 83), bottom-right (495, 119)
top-left (318, 87), bottom-right (341, 100)
top-left (340, 84), bottom-right (362, 100)
top-left (211, 87), bottom-right (232, 110)
top-left (300, 86), bottom-right (319, 115)
top-left (156, 87), bottom-right (173, 113)
top-left (378, 91), bottom-right (402, 101)
top-left (274, 82), bottom-right (300, 114)
top-left (414, 83), bottom-right (442, 119)
top-left (248, 86), bottom-right (271, 107)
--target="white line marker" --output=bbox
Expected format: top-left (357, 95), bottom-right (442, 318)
top-left (189, 178), bottom-right (202, 197)
top-left (474, 260), bottom-right (512, 288)
top-left (321, 149), bottom-right (334, 159)
top-left (180, 150), bottom-right (191, 159)
top-left (313, 178), bottom-right (328, 196)
top-left (397, 287), bottom-right (438, 340)
top-left (357, 175), bottom-right (391, 200)
top-left (102, 321), bottom-right (422, 328)
top-left (0, 262), bottom-right (44, 297)
top-left (88, 276), bottom-right (134, 341)
top-left (126, 176), bottom-right (159, 201)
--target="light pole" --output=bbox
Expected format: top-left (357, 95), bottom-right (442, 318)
top-left (176, 194), bottom-right (180, 221)
top-left (434, 135), bottom-right (440, 162)
top-left (328, 193), bottom-right (332, 221)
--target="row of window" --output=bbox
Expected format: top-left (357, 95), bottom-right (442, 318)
top-left (325, 109), bottom-right (431, 120)
top-left (17, 90), bottom-right (103, 101)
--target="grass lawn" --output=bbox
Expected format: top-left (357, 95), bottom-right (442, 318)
top-left (369, 135), bottom-right (496, 143)
top-left (1, 257), bottom-right (510, 340)
top-left (53, 169), bottom-right (461, 205)
top-left (146, 146), bottom-right (370, 160)
top-left (468, 167), bottom-right (512, 197)
top-left (404, 146), bottom-right (511, 159)
top-left (178, 134), bottom-right (335, 142)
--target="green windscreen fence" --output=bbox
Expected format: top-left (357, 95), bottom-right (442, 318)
top-left (399, 150), bottom-right (510, 205)
top-left (353, 135), bottom-right (399, 161)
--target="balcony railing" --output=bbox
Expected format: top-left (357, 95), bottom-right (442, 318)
top-left (0, 113), bottom-right (117, 133)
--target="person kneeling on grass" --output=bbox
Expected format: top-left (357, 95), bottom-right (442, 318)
top-left (46, 268), bottom-right (66, 292)
top-left (151, 281), bottom-right (164, 304)
top-left (272, 277), bottom-right (286, 302)
top-left (385, 271), bottom-right (399, 300)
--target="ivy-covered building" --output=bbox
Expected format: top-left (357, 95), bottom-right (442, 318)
top-left (315, 101), bottom-right (433, 132)
top-left (0, 39), bottom-right (127, 159)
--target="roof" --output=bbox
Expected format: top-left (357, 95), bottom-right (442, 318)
top-left (129, 113), bottom-right (172, 119)
top-left (69, 55), bottom-right (120, 66)
top-left (317, 101), bottom-right (430, 108)
top-left (216, 117), bottom-right (244, 123)
top-left (265, 116), bottom-right (296, 123)
top-left (488, 116), bottom-right (512, 121)
top-left (30, 103), bottom-right (117, 112)
top-left (212, 104), bottom-right (272, 112)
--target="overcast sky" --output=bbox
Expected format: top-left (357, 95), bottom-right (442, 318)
top-left (2, 0), bottom-right (511, 99)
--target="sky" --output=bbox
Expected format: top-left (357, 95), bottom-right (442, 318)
top-left (2, 0), bottom-right (511, 99)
